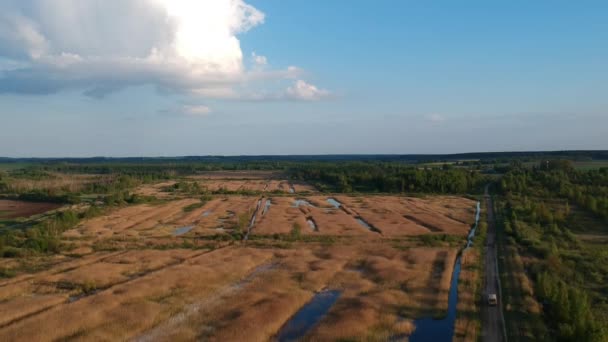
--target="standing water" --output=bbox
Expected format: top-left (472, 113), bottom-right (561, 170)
top-left (173, 226), bottom-right (194, 236)
top-left (327, 198), bottom-right (342, 209)
top-left (262, 199), bottom-right (272, 216)
top-left (276, 290), bottom-right (341, 342)
top-left (293, 199), bottom-right (315, 208)
top-left (306, 218), bottom-right (318, 231)
top-left (408, 201), bottom-right (481, 342)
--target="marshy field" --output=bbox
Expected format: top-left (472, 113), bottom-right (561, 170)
top-left (0, 167), bottom-right (484, 341)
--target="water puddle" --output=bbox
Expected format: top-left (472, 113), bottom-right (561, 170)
top-left (276, 290), bottom-right (341, 342)
top-left (355, 218), bottom-right (372, 230)
top-left (69, 290), bottom-right (99, 303)
top-left (173, 226), bottom-right (194, 236)
top-left (327, 198), bottom-right (342, 209)
top-left (201, 210), bottom-right (212, 217)
top-left (244, 199), bottom-right (262, 241)
top-left (262, 199), bottom-right (272, 216)
top-left (289, 184), bottom-right (296, 194)
top-left (293, 199), bottom-right (315, 208)
top-left (306, 218), bottom-right (318, 232)
top-left (408, 201), bottom-right (481, 342)
top-left (466, 202), bottom-right (481, 248)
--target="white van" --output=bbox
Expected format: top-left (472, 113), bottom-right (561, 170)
top-left (488, 293), bottom-right (498, 306)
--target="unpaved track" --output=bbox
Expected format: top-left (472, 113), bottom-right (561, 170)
top-left (482, 186), bottom-right (505, 342)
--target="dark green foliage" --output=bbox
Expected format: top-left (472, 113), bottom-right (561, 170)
top-left (289, 162), bottom-right (487, 194)
top-left (500, 163), bottom-right (608, 220)
top-left (289, 223), bottom-right (302, 241)
top-left (497, 171), bottom-right (608, 342)
top-left (536, 272), bottom-right (607, 342)
top-left (417, 234), bottom-right (462, 247)
top-left (182, 202), bottom-right (203, 212)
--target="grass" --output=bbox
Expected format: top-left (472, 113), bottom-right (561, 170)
top-left (0, 162), bottom-right (34, 171)
top-left (0, 191), bottom-right (479, 340)
top-left (495, 199), bottom-right (551, 341)
top-left (182, 202), bottom-right (205, 212)
top-left (572, 160), bottom-right (608, 170)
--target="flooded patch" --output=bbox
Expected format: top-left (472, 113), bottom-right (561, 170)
top-left (355, 217), bottom-right (371, 230)
top-left (69, 290), bottom-right (99, 303)
top-left (355, 217), bottom-right (382, 234)
top-left (173, 226), bottom-right (194, 236)
top-left (306, 218), bottom-right (318, 232)
top-left (293, 199), bottom-right (315, 208)
top-left (466, 202), bottom-right (481, 248)
top-left (262, 199), bottom-right (272, 216)
top-left (327, 198), bottom-right (342, 209)
top-left (276, 290), bottom-right (341, 342)
top-left (408, 201), bottom-right (481, 341)
top-left (408, 257), bottom-right (461, 341)
top-left (201, 210), bottom-right (212, 217)
top-left (244, 199), bottom-right (262, 241)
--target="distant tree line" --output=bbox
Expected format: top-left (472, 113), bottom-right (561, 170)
top-left (500, 160), bottom-right (608, 220)
top-left (289, 162), bottom-right (487, 193)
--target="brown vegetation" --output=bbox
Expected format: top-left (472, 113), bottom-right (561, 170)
top-left (0, 200), bottom-right (62, 219)
top-left (0, 194), bottom-right (478, 341)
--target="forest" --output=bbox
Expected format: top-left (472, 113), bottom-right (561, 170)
top-left (497, 160), bottom-right (608, 341)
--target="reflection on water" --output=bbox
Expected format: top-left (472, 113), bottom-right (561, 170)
top-left (307, 218), bottom-right (317, 231)
top-left (327, 198), bottom-right (342, 209)
top-left (173, 226), bottom-right (194, 236)
top-left (408, 201), bottom-right (481, 342)
top-left (276, 290), bottom-right (341, 342)
top-left (293, 199), bottom-right (315, 208)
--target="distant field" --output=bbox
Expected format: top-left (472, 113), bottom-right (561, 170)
top-left (572, 160), bottom-right (608, 170)
top-left (523, 160), bottom-right (608, 170)
top-left (0, 200), bottom-right (61, 219)
top-left (0, 163), bottom-right (34, 171)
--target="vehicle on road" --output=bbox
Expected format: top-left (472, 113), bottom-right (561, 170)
top-left (488, 293), bottom-right (498, 306)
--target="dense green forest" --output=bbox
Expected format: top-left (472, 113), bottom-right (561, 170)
top-left (497, 161), bottom-right (608, 341)
top-left (289, 162), bottom-right (487, 193)
top-left (500, 160), bottom-right (608, 220)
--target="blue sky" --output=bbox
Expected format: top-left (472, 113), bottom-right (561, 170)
top-left (0, 0), bottom-right (606, 157)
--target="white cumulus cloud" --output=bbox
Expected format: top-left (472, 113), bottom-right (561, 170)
top-left (251, 52), bottom-right (267, 68)
top-left (0, 0), bottom-right (328, 101)
top-left (286, 80), bottom-right (330, 101)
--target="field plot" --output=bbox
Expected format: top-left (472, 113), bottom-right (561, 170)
top-left (186, 178), bottom-right (316, 193)
top-left (0, 200), bottom-right (61, 219)
top-left (65, 195), bottom-right (475, 240)
top-left (2, 173), bottom-right (109, 193)
top-left (0, 243), bottom-right (459, 341)
top-left (334, 196), bottom-right (476, 236)
top-left (0, 194), bottom-right (477, 341)
top-left (255, 195), bottom-right (476, 237)
top-left (133, 176), bottom-right (316, 198)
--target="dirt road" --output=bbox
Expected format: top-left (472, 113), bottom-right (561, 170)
top-left (481, 186), bottom-right (505, 342)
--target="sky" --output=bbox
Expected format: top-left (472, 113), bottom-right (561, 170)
top-left (0, 0), bottom-right (607, 157)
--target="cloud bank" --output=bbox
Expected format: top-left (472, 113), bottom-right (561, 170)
top-left (0, 0), bottom-right (328, 100)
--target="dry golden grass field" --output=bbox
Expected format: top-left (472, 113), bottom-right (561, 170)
top-left (134, 172), bottom-right (317, 198)
top-left (0, 185), bottom-right (478, 341)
